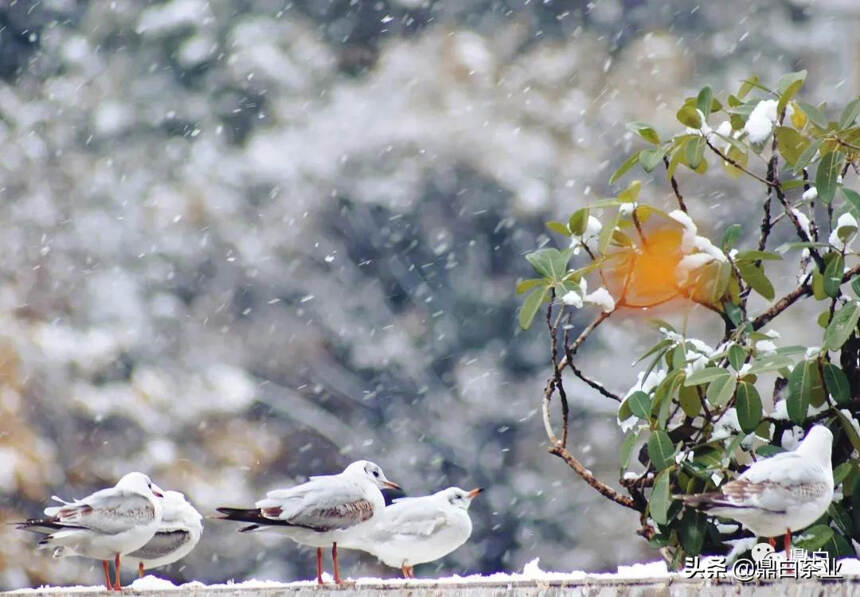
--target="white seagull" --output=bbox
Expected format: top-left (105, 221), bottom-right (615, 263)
top-left (17, 472), bottom-right (164, 590)
top-left (124, 490), bottom-right (203, 578)
top-left (216, 460), bottom-right (400, 584)
top-left (342, 486), bottom-right (483, 578)
top-left (679, 424), bottom-right (833, 551)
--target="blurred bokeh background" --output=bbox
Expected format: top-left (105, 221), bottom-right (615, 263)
top-left (0, 0), bottom-right (858, 589)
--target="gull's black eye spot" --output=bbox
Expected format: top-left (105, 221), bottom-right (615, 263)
top-left (373, 470), bottom-right (379, 477)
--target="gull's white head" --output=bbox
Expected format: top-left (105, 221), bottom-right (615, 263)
top-left (344, 460), bottom-right (401, 490)
top-left (797, 425), bottom-right (833, 460)
top-left (437, 487), bottom-right (483, 510)
top-left (116, 472), bottom-right (164, 498)
top-left (160, 490), bottom-right (202, 524)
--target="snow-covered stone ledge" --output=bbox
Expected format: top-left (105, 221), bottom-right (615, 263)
top-left (7, 560), bottom-right (860, 597)
top-left (5, 575), bottom-right (860, 597)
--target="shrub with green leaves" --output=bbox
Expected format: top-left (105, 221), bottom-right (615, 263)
top-left (518, 70), bottom-right (860, 565)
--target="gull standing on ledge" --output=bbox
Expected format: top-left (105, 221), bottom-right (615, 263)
top-left (679, 425), bottom-right (833, 551)
top-left (17, 472), bottom-right (164, 590)
top-left (216, 460), bottom-right (400, 584)
top-left (124, 490), bottom-right (203, 578)
top-left (342, 487), bottom-right (483, 578)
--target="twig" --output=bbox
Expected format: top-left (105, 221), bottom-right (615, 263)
top-left (566, 359), bottom-right (622, 402)
top-left (547, 444), bottom-right (638, 510)
top-left (546, 293), bottom-right (570, 447)
top-left (663, 156), bottom-right (688, 213)
top-left (705, 140), bottom-right (775, 187)
top-left (751, 263), bottom-right (860, 330)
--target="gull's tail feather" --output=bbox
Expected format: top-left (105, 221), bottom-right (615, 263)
top-left (676, 492), bottom-right (749, 511)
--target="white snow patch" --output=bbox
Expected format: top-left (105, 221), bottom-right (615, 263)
top-left (130, 576), bottom-right (178, 590)
top-left (584, 287), bottom-right (615, 312)
top-left (802, 186), bottom-right (818, 201)
top-left (561, 290), bottom-right (583, 308)
top-left (829, 213), bottom-right (858, 250)
top-left (744, 99), bottom-right (778, 144)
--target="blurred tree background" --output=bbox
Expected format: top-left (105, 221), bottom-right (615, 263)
top-left (0, 0), bottom-right (858, 589)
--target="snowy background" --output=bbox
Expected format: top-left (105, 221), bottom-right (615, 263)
top-left (0, 0), bottom-right (858, 589)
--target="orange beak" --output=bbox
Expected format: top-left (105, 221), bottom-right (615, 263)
top-left (383, 480), bottom-right (401, 490)
top-left (467, 487), bottom-right (484, 499)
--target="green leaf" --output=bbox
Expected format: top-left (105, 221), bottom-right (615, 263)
top-left (829, 502), bottom-right (853, 536)
top-left (685, 136), bottom-right (706, 170)
top-left (823, 253), bottom-right (844, 298)
top-left (793, 138), bottom-right (822, 173)
top-left (610, 151), bottom-right (642, 184)
top-left (525, 248), bottom-right (572, 281)
top-left (735, 382), bottom-right (762, 434)
top-left (727, 344), bottom-right (745, 371)
top-left (650, 469), bottom-right (671, 525)
top-left (620, 429), bottom-right (640, 472)
top-left (546, 221), bottom-right (570, 236)
top-left (518, 287), bottom-right (548, 330)
top-left (515, 278), bottom-right (546, 294)
top-left (816, 151), bottom-right (844, 204)
top-left (618, 180), bottom-right (642, 203)
top-left (774, 126), bottom-right (809, 167)
top-left (839, 98), bottom-right (860, 129)
top-left (677, 105), bottom-right (702, 129)
top-left (568, 208), bottom-right (589, 236)
top-left (627, 122), bottom-right (660, 145)
top-left (834, 462), bottom-right (854, 487)
top-left (777, 70), bottom-right (807, 94)
top-left (793, 524), bottom-right (834, 552)
top-left (787, 360), bottom-right (817, 424)
top-left (833, 409), bottom-right (860, 450)
top-left (745, 354), bottom-right (795, 375)
top-left (684, 367), bottom-right (730, 386)
top-left (734, 250), bottom-right (782, 262)
top-left (598, 208), bottom-right (620, 254)
top-left (679, 385), bottom-right (701, 417)
top-left (737, 262), bottom-right (775, 300)
top-left (821, 532), bottom-right (856, 559)
top-left (776, 70), bottom-right (806, 115)
top-left (706, 374), bottom-right (737, 406)
top-left (628, 391), bottom-right (652, 420)
top-left (639, 148), bottom-right (666, 173)
top-left (824, 301), bottom-right (860, 351)
top-left (696, 86), bottom-right (713, 118)
top-left (796, 101), bottom-right (829, 128)
top-left (842, 188), bottom-right (860, 220)
top-left (722, 224), bottom-right (742, 251)
top-left (648, 430), bottom-right (676, 470)
top-left (679, 510), bottom-right (707, 556)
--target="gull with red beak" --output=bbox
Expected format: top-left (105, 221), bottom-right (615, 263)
top-left (216, 460), bottom-right (399, 585)
top-left (17, 472), bottom-right (165, 590)
top-left (341, 486), bottom-right (483, 578)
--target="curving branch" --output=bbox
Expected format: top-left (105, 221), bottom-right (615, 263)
top-left (548, 444), bottom-right (637, 510)
top-left (752, 263), bottom-right (860, 330)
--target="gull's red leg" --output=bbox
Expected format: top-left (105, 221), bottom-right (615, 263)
top-left (332, 542), bottom-right (342, 585)
top-left (769, 537), bottom-right (776, 549)
top-left (102, 561), bottom-right (112, 590)
top-left (784, 529), bottom-right (791, 555)
top-left (138, 562), bottom-right (145, 578)
top-left (113, 554), bottom-right (122, 590)
top-left (316, 547), bottom-right (323, 585)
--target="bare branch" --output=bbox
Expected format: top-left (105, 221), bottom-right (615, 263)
top-left (751, 263), bottom-right (860, 330)
top-left (566, 359), bottom-right (622, 402)
top-left (547, 444), bottom-right (638, 510)
top-left (663, 155), bottom-right (688, 213)
top-left (706, 139), bottom-right (775, 187)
